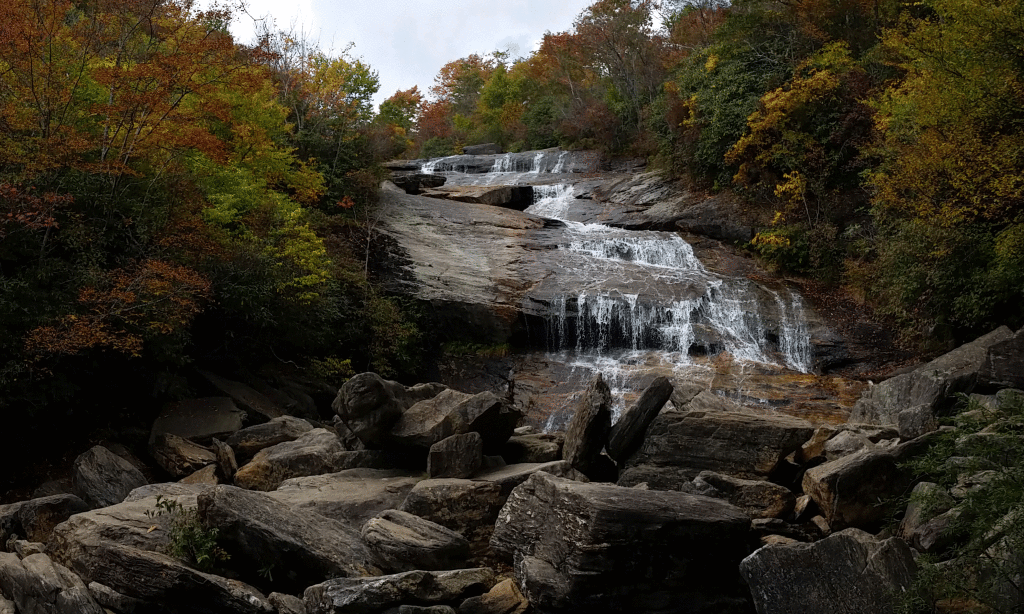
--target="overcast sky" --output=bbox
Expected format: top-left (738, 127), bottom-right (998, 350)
top-left (226, 0), bottom-right (597, 107)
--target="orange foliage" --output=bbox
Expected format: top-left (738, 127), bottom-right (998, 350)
top-left (26, 259), bottom-right (212, 358)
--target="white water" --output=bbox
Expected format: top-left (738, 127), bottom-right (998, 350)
top-left (523, 183), bottom-right (813, 427)
top-left (418, 151), bottom-right (815, 427)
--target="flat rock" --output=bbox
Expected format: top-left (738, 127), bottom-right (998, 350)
top-left (226, 416), bottom-right (314, 463)
top-left (150, 397), bottom-right (245, 445)
top-left (625, 409), bottom-right (815, 481)
top-left (269, 468), bottom-right (422, 528)
top-left (72, 445), bottom-right (148, 509)
top-left (740, 528), bottom-right (916, 614)
top-left (304, 568), bottom-right (495, 614)
top-left (233, 428), bottom-right (346, 491)
top-left (361, 509), bottom-right (470, 572)
top-left (501, 433), bottom-right (562, 464)
top-left (490, 472), bottom-right (751, 613)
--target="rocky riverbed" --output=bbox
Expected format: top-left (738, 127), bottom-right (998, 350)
top-left (1, 324), bottom-right (1022, 613)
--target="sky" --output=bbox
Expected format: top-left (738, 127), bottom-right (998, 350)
top-left (224, 0), bottom-right (598, 107)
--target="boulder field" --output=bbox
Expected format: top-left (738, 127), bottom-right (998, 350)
top-left (1, 325), bottom-right (1023, 613)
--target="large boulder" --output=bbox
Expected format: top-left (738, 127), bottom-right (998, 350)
top-left (72, 446), bottom-right (148, 509)
top-left (304, 568), bottom-right (495, 614)
top-left (398, 479), bottom-right (506, 559)
top-left (851, 326), bottom-right (1014, 437)
top-left (501, 433), bottom-right (562, 464)
top-left (360, 509), bottom-right (470, 573)
top-left (801, 443), bottom-right (916, 531)
top-left (691, 471), bottom-right (796, 520)
top-left (197, 485), bottom-right (381, 593)
top-left (457, 578), bottom-right (529, 614)
top-left (333, 373), bottom-right (446, 447)
top-left (428, 433), bottom-right (484, 479)
top-left (606, 376), bottom-right (672, 463)
top-left (233, 428), bottom-right (347, 491)
top-left (46, 484), bottom-right (273, 614)
top-left (226, 416), bottom-right (314, 463)
top-left (389, 389), bottom-right (517, 451)
top-left (269, 468), bottom-right (422, 528)
top-left (421, 185), bottom-right (534, 211)
top-left (561, 374), bottom-right (612, 477)
top-left (623, 408), bottom-right (815, 482)
top-left (0, 552), bottom-right (104, 614)
top-left (739, 528), bottom-right (917, 614)
top-left (0, 495), bottom-right (89, 545)
top-left (491, 472), bottom-right (752, 613)
top-left (982, 327), bottom-right (1024, 388)
top-left (398, 462), bottom-right (583, 559)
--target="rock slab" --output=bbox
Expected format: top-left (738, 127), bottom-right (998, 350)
top-left (490, 472), bottom-right (751, 613)
top-left (740, 528), bottom-right (917, 614)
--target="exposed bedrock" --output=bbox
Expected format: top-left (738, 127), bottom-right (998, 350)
top-left (372, 188), bottom-right (844, 370)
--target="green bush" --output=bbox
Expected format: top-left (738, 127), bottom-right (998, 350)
top-left (897, 392), bottom-right (1024, 613)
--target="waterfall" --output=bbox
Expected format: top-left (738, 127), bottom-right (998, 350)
top-left (525, 185), bottom-right (813, 374)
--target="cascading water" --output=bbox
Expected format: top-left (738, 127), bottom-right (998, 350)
top-left (415, 149), bottom-right (828, 428)
top-left (523, 183), bottom-right (814, 428)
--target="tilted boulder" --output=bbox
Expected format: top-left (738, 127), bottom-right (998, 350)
top-left (72, 445), bottom-right (148, 509)
top-left (197, 485), bottom-right (381, 594)
top-left (0, 552), bottom-right (104, 614)
top-left (490, 472), bottom-right (752, 613)
top-left (501, 433), bottom-right (562, 464)
top-left (606, 376), bottom-right (673, 463)
top-left (333, 373), bottom-right (446, 447)
top-left (850, 326), bottom-right (1014, 437)
top-left (389, 389), bottom-right (518, 451)
top-left (561, 374), bottom-right (612, 478)
top-left (199, 371), bottom-right (284, 421)
top-left (740, 528), bottom-right (916, 614)
top-left (361, 509), bottom-right (470, 573)
top-left (226, 415), bottom-right (314, 463)
top-left (233, 428), bottom-right (347, 491)
top-left (304, 568), bottom-right (495, 614)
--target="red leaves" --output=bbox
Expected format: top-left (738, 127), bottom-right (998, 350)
top-left (0, 183), bottom-right (71, 238)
